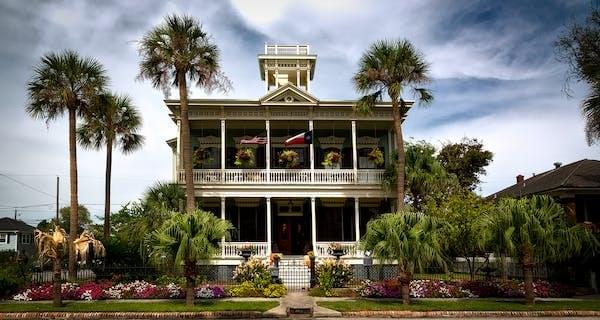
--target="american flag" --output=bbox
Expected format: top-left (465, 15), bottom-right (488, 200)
top-left (240, 134), bottom-right (267, 145)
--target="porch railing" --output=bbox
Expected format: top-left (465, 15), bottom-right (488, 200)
top-left (221, 242), bottom-right (269, 258)
top-left (179, 169), bottom-right (384, 185)
top-left (314, 241), bottom-right (361, 258)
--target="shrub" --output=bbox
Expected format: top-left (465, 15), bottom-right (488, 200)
top-left (195, 285), bottom-right (226, 299)
top-left (156, 275), bottom-right (186, 287)
top-left (226, 281), bottom-right (263, 297)
top-left (0, 273), bottom-right (20, 298)
top-left (233, 258), bottom-right (273, 289)
top-left (263, 284), bottom-right (287, 298)
top-left (316, 259), bottom-right (353, 295)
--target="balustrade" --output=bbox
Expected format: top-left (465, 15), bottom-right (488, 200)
top-left (221, 242), bottom-right (269, 258)
top-left (179, 169), bottom-right (384, 185)
top-left (314, 242), bottom-right (360, 258)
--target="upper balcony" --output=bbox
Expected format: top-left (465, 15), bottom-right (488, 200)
top-left (264, 44), bottom-right (310, 55)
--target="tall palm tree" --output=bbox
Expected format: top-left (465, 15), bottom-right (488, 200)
top-left (77, 92), bottom-right (144, 240)
top-left (482, 195), bottom-right (598, 304)
top-left (150, 210), bottom-right (232, 306)
top-left (34, 225), bottom-right (68, 307)
top-left (27, 50), bottom-right (108, 279)
top-left (137, 14), bottom-right (231, 213)
top-left (361, 210), bottom-right (445, 304)
top-left (353, 39), bottom-right (433, 210)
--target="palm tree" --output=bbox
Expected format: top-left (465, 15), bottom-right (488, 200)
top-left (77, 92), bottom-right (144, 240)
top-left (150, 210), bottom-right (232, 306)
top-left (144, 181), bottom-right (186, 212)
top-left (137, 14), bottom-right (231, 213)
top-left (482, 195), bottom-right (598, 304)
top-left (27, 50), bottom-right (108, 279)
top-left (34, 225), bottom-right (68, 307)
top-left (353, 39), bottom-right (433, 210)
top-left (582, 83), bottom-right (600, 144)
top-left (361, 210), bottom-right (445, 304)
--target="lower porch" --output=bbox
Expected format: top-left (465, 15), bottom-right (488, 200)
top-left (200, 197), bottom-right (391, 260)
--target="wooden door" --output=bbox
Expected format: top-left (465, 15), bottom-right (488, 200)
top-left (277, 219), bottom-right (292, 254)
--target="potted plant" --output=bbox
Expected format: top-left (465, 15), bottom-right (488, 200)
top-left (238, 244), bottom-right (254, 261)
top-left (322, 150), bottom-right (342, 169)
top-left (234, 148), bottom-right (255, 168)
top-left (327, 242), bottom-right (347, 260)
top-left (367, 147), bottom-right (384, 167)
top-left (193, 148), bottom-right (213, 168)
top-left (278, 149), bottom-right (299, 168)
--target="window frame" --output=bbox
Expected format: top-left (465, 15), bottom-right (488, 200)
top-left (21, 233), bottom-right (32, 245)
top-left (0, 233), bottom-right (7, 244)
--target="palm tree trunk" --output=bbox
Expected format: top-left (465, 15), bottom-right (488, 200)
top-left (103, 138), bottom-right (113, 241)
top-left (392, 99), bottom-right (405, 211)
top-left (52, 253), bottom-right (62, 307)
top-left (178, 73), bottom-right (195, 213)
top-left (522, 246), bottom-right (535, 304)
top-left (398, 267), bottom-right (411, 305)
top-left (67, 107), bottom-right (79, 281)
top-left (184, 262), bottom-right (195, 307)
top-left (500, 254), bottom-right (508, 281)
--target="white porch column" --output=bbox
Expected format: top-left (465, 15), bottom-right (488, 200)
top-left (266, 197), bottom-right (272, 255)
top-left (387, 129), bottom-right (393, 164)
top-left (220, 119), bottom-right (226, 183)
top-left (264, 67), bottom-right (269, 92)
top-left (354, 198), bottom-right (360, 245)
top-left (296, 64), bottom-right (300, 88)
top-left (309, 120), bottom-right (315, 182)
top-left (311, 197), bottom-right (317, 253)
top-left (221, 197), bottom-right (226, 256)
top-left (352, 120), bottom-right (358, 183)
top-left (266, 120), bottom-right (271, 182)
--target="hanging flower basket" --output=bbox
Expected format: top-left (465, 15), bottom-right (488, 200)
top-left (322, 150), bottom-right (342, 168)
top-left (367, 148), bottom-right (384, 167)
top-left (234, 148), bottom-right (255, 168)
top-left (278, 149), bottom-right (299, 168)
top-left (193, 148), bottom-right (213, 168)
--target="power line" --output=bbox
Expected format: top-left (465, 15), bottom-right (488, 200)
top-left (0, 173), bottom-right (58, 200)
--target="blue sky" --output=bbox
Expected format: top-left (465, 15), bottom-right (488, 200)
top-left (0, 0), bottom-right (597, 225)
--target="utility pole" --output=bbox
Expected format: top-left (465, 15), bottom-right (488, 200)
top-left (56, 176), bottom-right (60, 223)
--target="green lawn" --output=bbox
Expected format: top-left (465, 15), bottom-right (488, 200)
top-left (0, 300), bottom-right (278, 313)
top-left (318, 299), bottom-right (600, 312)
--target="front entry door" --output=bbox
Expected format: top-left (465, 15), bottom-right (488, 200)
top-left (276, 217), bottom-right (308, 255)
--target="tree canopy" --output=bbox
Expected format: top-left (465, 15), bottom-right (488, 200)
top-left (438, 138), bottom-right (493, 191)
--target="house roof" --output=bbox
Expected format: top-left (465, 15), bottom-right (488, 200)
top-left (488, 159), bottom-right (600, 199)
top-left (0, 217), bottom-right (35, 232)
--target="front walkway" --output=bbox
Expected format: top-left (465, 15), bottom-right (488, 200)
top-left (264, 291), bottom-right (341, 317)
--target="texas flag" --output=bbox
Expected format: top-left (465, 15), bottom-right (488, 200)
top-left (285, 131), bottom-right (313, 146)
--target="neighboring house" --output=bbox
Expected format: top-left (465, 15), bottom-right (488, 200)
top-left (0, 217), bottom-right (35, 256)
top-left (488, 159), bottom-right (600, 225)
top-left (165, 44), bottom-right (405, 264)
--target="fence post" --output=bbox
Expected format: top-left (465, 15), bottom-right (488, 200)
top-left (309, 255), bottom-right (316, 288)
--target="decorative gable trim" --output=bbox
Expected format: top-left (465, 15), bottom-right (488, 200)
top-left (260, 83), bottom-right (318, 105)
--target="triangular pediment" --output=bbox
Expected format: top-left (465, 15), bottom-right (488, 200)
top-left (260, 83), bottom-right (318, 105)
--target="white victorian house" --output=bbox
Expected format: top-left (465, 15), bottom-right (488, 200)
top-left (166, 45), bottom-right (407, 264)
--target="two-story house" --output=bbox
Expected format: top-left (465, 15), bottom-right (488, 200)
top-left (0, 217), bottom-right (35, 257)
top-left (165, 44), bottom-right (406, 265)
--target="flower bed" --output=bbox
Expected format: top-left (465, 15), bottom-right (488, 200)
top-left (355, 279), bottom-right (576, 299)
top-left (12, 280), bottom-right (225, 301)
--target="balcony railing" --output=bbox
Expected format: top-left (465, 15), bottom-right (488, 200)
top-left (178, 169), bottom-right (384, 185)
top-left (265, 44), bottom-right (309, 55)
top-left (221, 242), bottom-right (269, 258)
top-left (314, 242), bottom-right (361, 258)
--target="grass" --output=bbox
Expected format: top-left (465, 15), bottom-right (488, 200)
top-left (0, 300), bottom-right (278, 313)
top-left (318, 299), bottom-right (600, 312)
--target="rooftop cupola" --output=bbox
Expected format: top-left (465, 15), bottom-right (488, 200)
top-left (258, 44), bottom-right (317, 93)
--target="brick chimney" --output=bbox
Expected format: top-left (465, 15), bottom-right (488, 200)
top-left (516, 174), bottom-right (524, 184)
